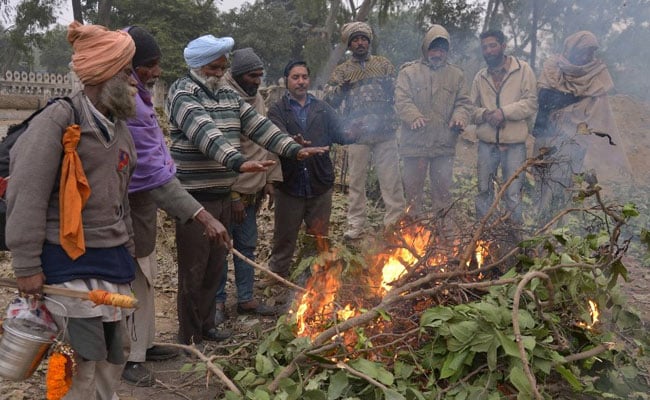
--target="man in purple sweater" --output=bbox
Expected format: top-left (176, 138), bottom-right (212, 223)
top-left (122, 26), bottom-right (230, 386)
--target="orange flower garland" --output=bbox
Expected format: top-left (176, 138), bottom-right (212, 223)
top-left (46, 342), bottom-right (76, 400)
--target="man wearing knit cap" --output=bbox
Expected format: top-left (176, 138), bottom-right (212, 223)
top-left (167, 34), bottom-right (327, 346)
top-left (216, 47), bottom-right (280, 320)
top-left (395, 25), bottom-right (472, 218)
top-left (7, 21), bottom-right (138, 398)
top-left (121, 26), bottom-right (230, 386)
top-left (325, 21), bottom-right (406, 240)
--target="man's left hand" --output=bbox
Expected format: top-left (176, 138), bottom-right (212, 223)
top-left (297, 146), bottom-right (329, 160)
top-left (240, 160), bottom-right (276, 173)
top-left (449, 119), bottom-right (466, 132)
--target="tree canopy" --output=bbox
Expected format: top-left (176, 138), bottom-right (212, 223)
top-left (2, 0), bottom-right (650, 99)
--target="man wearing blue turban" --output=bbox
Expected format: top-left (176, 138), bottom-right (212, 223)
top-left (166, 35), bottom-right (328, 346)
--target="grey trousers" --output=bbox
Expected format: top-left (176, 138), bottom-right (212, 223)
top-left (269, 188), bottom-right (333, 277)
top-left (176, 197), bottom-right (231, 344)
top-left (402, 155), bottom-right (454, 216)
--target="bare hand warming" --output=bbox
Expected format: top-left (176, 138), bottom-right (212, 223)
top-left (239, 159), bottom-right (276, 173)
top-left (297, 146), bottom-right (329, 160)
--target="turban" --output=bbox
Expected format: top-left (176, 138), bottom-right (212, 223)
top-left (230, 48), bottom-right (264, 77)
top-left (126, 26), bottom-right (161, 68)
top-left (184, 35), bottom-right (235, 68)
top-left (68, 21), bottom-right (135, 86)
top-left (341, 22), bottom-right (373, 46)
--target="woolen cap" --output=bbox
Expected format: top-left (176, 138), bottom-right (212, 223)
top-left (230, 48), bottom-right (264, 77)
top-left (127, 26), bottom-right (161, 68)
top-left (341, 22), bottom-right (373, 46)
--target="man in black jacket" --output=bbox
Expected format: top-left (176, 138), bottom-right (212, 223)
top-left (267, 61), bottom-right (356, 281)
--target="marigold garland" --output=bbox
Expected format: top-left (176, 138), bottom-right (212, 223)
top-left (46, 342), bottom-right (76, 400)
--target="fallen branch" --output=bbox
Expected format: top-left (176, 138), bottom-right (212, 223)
top-left (336, 361), bottom-right (389, 391)
top-left (560, 342), bottom-right (615, 364)
top-left (230, 248), bottom-right (306, 293)
top-left (151, 342), bottom-right (241, 395)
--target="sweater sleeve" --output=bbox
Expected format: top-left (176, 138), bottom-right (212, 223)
top-left (394, 66), bottom-right (425, 124)
top-left (239, 99), bottom-right (302, 159)
top-left (148, 177), bottom-right (203, 224)
top-left (6, 106), bottom-right (69, 276)
top-left (168, 91), bottom-right (246, 171)
top-left (470, 74), bottom-right (489, 125)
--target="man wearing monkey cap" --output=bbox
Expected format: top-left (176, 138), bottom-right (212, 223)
top-left (325, 21), bottom-right (405, 240)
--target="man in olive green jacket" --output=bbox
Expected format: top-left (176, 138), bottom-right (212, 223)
top-left (395, 24), bottom-right (472, 217)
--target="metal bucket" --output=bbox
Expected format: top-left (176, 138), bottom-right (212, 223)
top-left (0, 318), bottom-right (57, 381)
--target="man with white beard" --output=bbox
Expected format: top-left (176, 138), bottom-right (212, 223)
top-left (121, 26), bottom-right (230, 386)
top-left (7, 21), bottom-right (140, 399)
top-left (166, 34), bottom-right (327, 347)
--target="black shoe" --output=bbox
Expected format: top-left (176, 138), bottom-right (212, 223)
top-left (203, 327), bottom-right (232, 342)
top-left (145, 345), bottom-right (179, 361)
top-left (214, 303), bottom-right (227, 325)
top-left (237, 299), bottom-right (279, 316)
top-left (122, 362), bottom-right (155, 387)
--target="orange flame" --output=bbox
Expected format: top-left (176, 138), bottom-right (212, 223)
top-left (577, 299), bottom-right (600, 330)
top-left (380, 225), bottom-right (431, 293)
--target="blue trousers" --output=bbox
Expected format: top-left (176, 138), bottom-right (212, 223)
top-left (216, 203), bottom-right (257, 304)
top-left (475, 141), bottom-right (526, 224)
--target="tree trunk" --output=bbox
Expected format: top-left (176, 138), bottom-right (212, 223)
top-left (97, 0), bottom-right (113, 26)
top-left (530, 0), bottom-right (539, 71)
top-left (71, 0), bottom-right (83, 23)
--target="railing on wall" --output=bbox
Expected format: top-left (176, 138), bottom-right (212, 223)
top-left (0, 70), bottom-right (74, 99)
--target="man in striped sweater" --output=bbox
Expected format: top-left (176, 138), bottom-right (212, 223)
top-left (166, 35), bottom-right (326, 346)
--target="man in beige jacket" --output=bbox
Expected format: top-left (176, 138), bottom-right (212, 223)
top-left (216, 47), bottom-right (280, 320)
top-left (470, 30), bottom-right (537, 226)
top-left (395, 25), bottom-right (472, 217)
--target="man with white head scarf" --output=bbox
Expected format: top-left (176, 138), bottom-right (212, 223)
top-left (7, 21), bottom-right (138, 398)
top-left (532, 30), bottom-right (632, 223)
top-left (167, 34), bottom-right (327, 346)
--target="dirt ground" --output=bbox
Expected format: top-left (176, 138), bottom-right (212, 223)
top-left (0, 94), bottom-right (648, 399)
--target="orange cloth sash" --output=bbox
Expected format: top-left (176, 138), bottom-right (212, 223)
top-left (59, 124), bottom-right (91, 260)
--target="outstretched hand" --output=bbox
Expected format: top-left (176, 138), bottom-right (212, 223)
top-left (297, 146), bottom-right (329, 160)
top-left (239, 160), bottom-right (276, 173)
top-left (293, 134), bottom-right (312, 146)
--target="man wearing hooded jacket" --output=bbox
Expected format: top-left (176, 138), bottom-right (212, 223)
top-left (395, 25), bottom-right (472, 217)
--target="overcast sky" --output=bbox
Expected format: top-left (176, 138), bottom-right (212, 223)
top-left (51, 0), bottom-right (251, 25)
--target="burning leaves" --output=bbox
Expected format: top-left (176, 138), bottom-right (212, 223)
top-left (291, 221), bottom-right (494, 356)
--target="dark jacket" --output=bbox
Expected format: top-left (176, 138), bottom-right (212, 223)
top-left (268, 93), bottom-right (353, 197)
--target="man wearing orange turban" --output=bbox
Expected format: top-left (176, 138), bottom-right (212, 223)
top-left (7, 21), bottom-right (139, 399)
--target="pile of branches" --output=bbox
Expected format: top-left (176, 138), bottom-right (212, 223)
top-left (214, 160), bottom-right (648, 400)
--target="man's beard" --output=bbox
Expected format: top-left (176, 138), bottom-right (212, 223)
top-left (194, 69), bottom-right (221, 91)
top-left (428, 57), bottom-right (445, 68)
top-left (242, 84), bottom-right (258, 97)
top-left (144, 78), bottom-right (157, 91)
top-left (484, 53), bottom-right (505, 68)
top-left (100, 74), bottom-right (137, 120)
